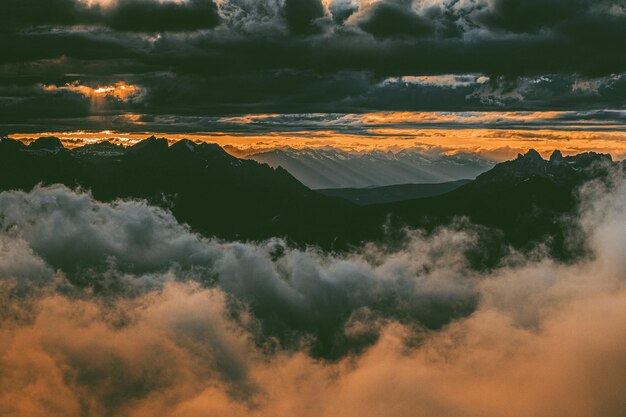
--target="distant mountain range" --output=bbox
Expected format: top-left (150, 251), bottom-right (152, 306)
top-left (0, 136), bottom-right (619, 265)
top-left (247, 147), bottom-right (494, 189)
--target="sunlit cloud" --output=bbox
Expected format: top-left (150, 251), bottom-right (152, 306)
top-left (42, 81), bottom-right (142, 101)
top-left (3, 170), bottom-right (626, 416)
top-left (42, 81), bottom-right (144, 109)
top-left (76, 0), bottom-right (117, 7)
top-left (383, 74), bottom-right (490, 89)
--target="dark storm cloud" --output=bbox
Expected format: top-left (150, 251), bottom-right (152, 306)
top-left (283, 0), bottom-right (328, 34)
top-left (106, 0), bottom-right (221, 32)
top-left (474, 0), bottom-right (625, 38)
top-left (1, 0), bottom-right (626, 130)
top-left (0, 86), bottom-right (91, 124)
top-left (83, 71), bottom-right (626, 116)
top-left (2, 0), bottom-right (221, 32)
top-left (473, 0), bottom-right (581, 33)
top-left (355, 0), bottom-right (434, 39)
top-left (2, 0), bottom-right (81, 28)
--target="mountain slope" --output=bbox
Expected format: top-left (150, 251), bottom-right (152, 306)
top-left (317, 180), bottom-right (471, 205)
top-left (369, 149), bottom-right (618, 263)
top-left (0, 138), bottom-right (618, 263)
top-left (0, 137), bottom-right (364, 248)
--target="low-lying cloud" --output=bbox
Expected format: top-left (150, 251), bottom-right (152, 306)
top-left (1, 172), bottom-right (626, 416)
top-left (0, 184), bottom-right (478, 353)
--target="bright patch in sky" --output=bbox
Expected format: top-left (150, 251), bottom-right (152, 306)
top-left (42, 81), bottom-right (143, 110)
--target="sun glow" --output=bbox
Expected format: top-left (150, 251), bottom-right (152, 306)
top-left (10, 109), bottom-right (626, 160)
top-left (42, 81), bottom-right (143, 107)
top-left (9, 127), bottom-right (626, 161)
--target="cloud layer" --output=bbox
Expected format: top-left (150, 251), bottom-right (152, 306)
top-left (1, 0), bottom-right (626, 133)
top-left (2, 169), bottom-right (626, 416)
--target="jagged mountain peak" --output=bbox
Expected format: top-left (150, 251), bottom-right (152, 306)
top-left (476, 149), bottom-right (615, 187)
top-left (169, 138), bottom-right (197, 153)
top-left (195, 142), bottom-right (225, 153)
top-left (127, 136), bottom-right (169, 153)
top-left (0, 137), bottom-right (25, 150)
top-left (563, 151), bottom-right (612, 165)
top-left (550, 150), bottom-right (563, 162)
top-left (194, 142), bottom-right (237, 160)
top-left (28, 136), bottom-right (64, 150)
top-left (519, 148), bottom-right (543, 161)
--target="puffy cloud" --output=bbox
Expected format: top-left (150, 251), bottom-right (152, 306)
top-left (2, 169), bottom-right (626, 415)
top-left (472, 0), bottom-right (582, 33)
top-left (353, 0), bottom-right (435, 39)
top-left (0, 233), bottom-right (53, 284)
top-left (328, 0), bottom-right (359, 23)
top-left (283, 0), bottom-right (329, 34)
top-left (0, 284), bottom-right (255, 417)
top-left (216, 0), bottom-right (286, 34)
top-left (3, 281), bottom-right (626, 416)
top-left (0, 184), bottom-right (479, 354)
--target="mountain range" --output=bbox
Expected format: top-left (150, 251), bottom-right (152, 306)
top-left (0, 136), bottom-right (619, 266)
top-left (247, 147), bottom-right (494, 189)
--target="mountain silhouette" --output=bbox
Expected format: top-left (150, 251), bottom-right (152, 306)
top-left (318, 180), bottom-right (472, 205)
top-left (0, 138), bottom-right (619, 264)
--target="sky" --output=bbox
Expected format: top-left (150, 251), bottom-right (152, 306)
top-left (2, 0), bottom-right (626, 156)
top-left (3, 4), bottom-right (626, 414)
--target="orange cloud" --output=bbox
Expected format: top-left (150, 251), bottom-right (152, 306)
top-left (358, 111), bottom-right (567, 125)
top-left (42, 81), bottom-right (143, 108)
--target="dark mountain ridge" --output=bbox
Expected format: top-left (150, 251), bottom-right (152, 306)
top-left (318, 180), bottom-right (472, 205)
top-left (0, 136), bottom-right (363, 247)
top-left (374, 148), bottom-right (618, 264)
top-left (474, 149), bottom-right (614, 187)
top-left (0, 136), bottom-right (620, 264)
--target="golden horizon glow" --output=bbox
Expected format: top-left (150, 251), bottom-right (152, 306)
top-left (9, 109), bottom-right (626, 160)
top-left (9, 127), bottom-right (626, 161)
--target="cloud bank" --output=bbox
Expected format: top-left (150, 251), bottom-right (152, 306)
top-left (1, 0), bottom-right (626, 133)
top-left (1, 172), bottom-right (626, 416)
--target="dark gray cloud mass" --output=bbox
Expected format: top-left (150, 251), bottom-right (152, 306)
top-left (0, 0), bottom-right (625, 133)
top-left (0, 184), bottom-right (479, 356)
top-left (2, 170), bottom-right (626, 416)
